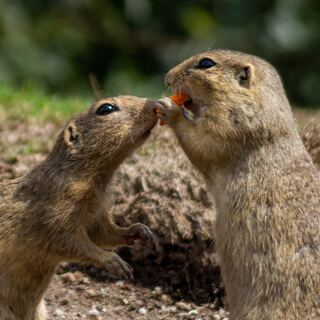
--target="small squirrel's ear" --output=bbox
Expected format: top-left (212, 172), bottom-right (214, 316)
top-left (89, 73), bottom-right (105, 100)
top-left (63, 121), bottom-right (82, 153)
top-left (237, 64), bottom-right (254, 88)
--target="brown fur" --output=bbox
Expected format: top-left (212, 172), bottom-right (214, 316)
top-left (0, 95), bottom-right (157, 320)
top-left (157, 50), bottom-right (320, 320)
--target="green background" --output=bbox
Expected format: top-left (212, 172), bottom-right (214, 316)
top-left (0, 0), bottom-right (319, 107)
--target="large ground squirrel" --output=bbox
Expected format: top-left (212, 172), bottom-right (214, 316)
top-left (156, 50), bottom-right (320, 320)
top-left (0, 95), bottom-right (157, 320)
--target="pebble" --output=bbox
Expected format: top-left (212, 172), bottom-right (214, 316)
top-left (60, 271), bottom-right (85, 284)
top-left (86, 289), bottom-right (101, 298)
top-left (161, 294), bottom-right (173, 304)
top-left (160, 305), bottom-right (177, 313)
top-left (176, 301), bottom-right (191, 311)
top-left (60, 272), bottom-right (76, 283)
top-left (153, 286), bottom-right (162, 294)
top-left (54, 308), bottom-right (65, 317)
top-left (88, 307), bottom-right (100, 319)
top-left (115, 280), bottom-right (124, 287)
top-left (138, 307), bottom-right (147, 315)
top-left (188, 309), bottom-right (198, 316)
top-left (95, 305), bottom-right (104, 312)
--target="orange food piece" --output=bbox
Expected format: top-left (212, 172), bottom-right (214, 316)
top-left (155, 108), bottom-right (166, 126)
top-left (170, 93), bottom-right (190, 106)
top-left (156, 93), bottom-right (190, 126)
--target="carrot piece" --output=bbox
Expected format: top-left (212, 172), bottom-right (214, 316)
top-left (170, 93), bottom-right (190, 106)
top-left (155, 108), bottom-right (166, 126)
top-left (156, 93), bottom-right (190, 126)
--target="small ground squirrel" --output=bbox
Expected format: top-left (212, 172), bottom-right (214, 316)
top-left (156, 50), bottom-right (320, 320)
top-left (0, 95), bottom-right (157, 320)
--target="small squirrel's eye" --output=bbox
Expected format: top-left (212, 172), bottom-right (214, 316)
top-left (196, 58), bottom-right (216, 69)
top-left (96, 103), bottom-right (118, 116)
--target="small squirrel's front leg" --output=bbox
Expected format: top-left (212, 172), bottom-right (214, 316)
top-left (88, 215), bottom-right (154, 249)
top-left (51, 230), bottom-right (133, 279)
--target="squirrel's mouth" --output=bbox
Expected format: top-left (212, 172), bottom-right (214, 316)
top-left (172, 88), bottom-right (200, 121)
top-left (182, 98), bottom-right (196, 112)
top-left (141, 116), bottom-right (158, 138)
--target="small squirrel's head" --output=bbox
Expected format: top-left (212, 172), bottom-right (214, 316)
top-left (57, 95), bottom-right (157, 173)
top-left (165, 50), bottom-right (296, 168)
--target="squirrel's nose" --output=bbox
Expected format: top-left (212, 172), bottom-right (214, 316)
top-left (164, 74), bottom-right (172, 87)
top-left (144, 99), bottom-right (159, 114)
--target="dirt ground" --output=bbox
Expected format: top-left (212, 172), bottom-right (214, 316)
top-left (0, 110), bottom-right (319, 320)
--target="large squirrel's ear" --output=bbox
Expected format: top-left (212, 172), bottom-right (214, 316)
top-left (63, 121), bottom-right (82, 153)
top-left (237, 64), bottom-right (254, 88)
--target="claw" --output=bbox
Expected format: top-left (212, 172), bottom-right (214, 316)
top-left (127, 223), bottom-right (154, 244)
top-left (103, 252), bottom-right (133, 280)
top-left (155, 97), bottom-right (181, 126)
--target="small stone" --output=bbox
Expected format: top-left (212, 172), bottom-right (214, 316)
top-left (188, 309), bottom-right (198, 316)
top-left (54, 308), bottom-right (65, 316)
top-left (135, 299), bottom-right (144, 307)
top-left (60, 272), bottom-right (76, 283)
top-left (160, 305), bottom-right (177, 313)
top-left (116, 280), bottom-right (124, 287)
top-left (86, 289), bottom-right (101, 298)
top-left (82, 277), bottom-right (90, 285)
top-left (161, 294), bottom-right (173, 304)
top-left (88, 307), bottom-right (100, 318)
top-left (176, 301), bottom-right (191, 311)
top-left (60, 271), bottom-right (86, 284)
top-left (122, 298), bottom-right (129, 305)
top-left (152, 286), bottom-right (163, 296)
top-left (154, 286), bottom-right (162, 294)
top-left (55, 262), bottom-right (69, 274)
top-left (96, 305), bottom-right (104, 312)
top-left (218, 309), bottom-right (225, 314)
top-left (138, 307), bottom-right (147, 315)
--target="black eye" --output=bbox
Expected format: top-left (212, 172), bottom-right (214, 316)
top-left (196, 58), bottom-right (216, 69)
top-left (96, 103), bottom-right (118, 116)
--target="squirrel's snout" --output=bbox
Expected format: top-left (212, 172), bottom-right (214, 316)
top-left (144, 99), bottom-right (160, 114)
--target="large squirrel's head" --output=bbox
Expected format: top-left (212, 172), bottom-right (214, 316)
top-left (165, 49), bottom-right (297, 170)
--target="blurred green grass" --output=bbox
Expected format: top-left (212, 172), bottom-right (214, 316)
top-left (0, 85), bottom-right (90, 123)
top-left (0, 84), bottom-right (318, 129)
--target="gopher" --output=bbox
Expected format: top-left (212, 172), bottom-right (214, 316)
top-left (156, 50), bottom-right (320, 320)
top-left (0, 95), bottom-right (157, 320)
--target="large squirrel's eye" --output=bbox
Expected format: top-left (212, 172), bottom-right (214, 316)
top-left (196, 58), bottom-right (216, 69)
top-left (96, 103), bottom-right (118, 116)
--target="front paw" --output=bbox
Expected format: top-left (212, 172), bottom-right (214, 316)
top-left (156, 97), bottom-right (181, 125)
top-left (126, 223), bottom-right (154, 244)
top-left (102, 252), bottom-right (133, 280)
